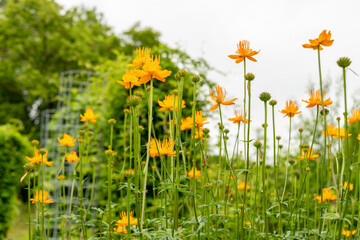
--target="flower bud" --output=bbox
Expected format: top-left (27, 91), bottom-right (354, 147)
top-left (173, 89), bottom-right (178, 95)
top-left (203, 128), bottom-right (210, 134)
top-left (124, 108), bottom-right (130, 114)
top-left (337, 57), bottom-right (351, 68)
top-left (288, 158), bottom-right (296, 165)
top-left (124, 169), bottom-right (135, 178)
top-left (138, 125), bottom-right (145, 132)
top-left (245, 73), bottom-right (255, 81)
top-left (253, 141), bottom-right (262, 148)
top-left (82, 124), bottom-right (89, 130)
top-left (320, 108), bottom-right (329, 116)
top-left (88, 131), bottom-right (94, 138)
top-left (105, 149), bottom-right (113, 157)
top-left (31, 140), bottom-right (39, 146)
top-left (108, 119), bottom-right (117, 126)
top-left (224, 136), bottom-right (229, 141)
top-left (279, 144), bottom-right (283, 149)
top-left (39, 148), bottom-right (47, 155)
top-left (336, 116), bottom-right (341, 121)
top-left (91, 158), bottom-right (99, 164)
top-left (218, 124), bottom-right (224, 130)
top-left (134, 90), bottom-right (144, 98)
top-left (276, 136), bottom-right (281, 140)
top-left (269, 99), bottom-right (277, 106)
top-left (262, 123), bottom-right (268, 128)
top-left (78, 130), bottom-right (86, 138)
top-left (175, 69), bottom-right (188, 80)
top-left (127, 95), bottom-right (142, 106)
top-left (203, 182), bottom-right (214, 192)
top-left (299, 128), bottom-right (303, 133)
top-left (259, 92), bottom-right (271, 102)
top-left (78, 138), bottom-right (84, 143)
top-left (191, 74), bottom-right (201, 83)
top-left (306, 167), bottom-right (310, 173)
top-left (301, 143), bottom-right (309, 149)
top-left (23, 163), bottom-right (36, 172)
top-left (224, 129), bottom-right (230, 134)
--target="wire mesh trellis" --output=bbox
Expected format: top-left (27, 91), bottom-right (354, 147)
top-left (39, 70), bottom-right (105, 239)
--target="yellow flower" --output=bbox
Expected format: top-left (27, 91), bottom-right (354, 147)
top-left (158, 95), bottom-right (186, 111)
top-left (245, 221), bottom-right (251, 227)
top-left (127, 47), bottom-right (151, 69)
top-left (237, 181), bottom-right (250, 190)
top-left (342, 229), bottom-right (356, 237)
top-left (57, 133), bottom-right (76, 147)
top-left (118, 69), bottom-right (142, 89)
top-left (297, 148), bottom-right (319, 161)
top-left (57, 175), bottom-right (66, 181)
top-left (30, 190), bottom-right (54, 204)
top-left (228, 40), bottom-right (260, 63)
top-left (314, 188), bottom-right (336, 203)
top-left (80, 108), bottom-right (98, 123)
top-left (228, 110), bottom-right (250, 124)
top-left (344, 181), bottom-right (353, 191)
top-left (66, 151), bottom-right (79, 163)
top-left (209, 86), bottom-right (237, 111)
top-left (195, 127), bottom-right (204, 140)
top-left (302, 89), bottom-right (333, 108)
top-left (348, 108), bottom-right (360, 124)
top-left (337, 128), bottom-right (352, 140)
top-left (188, 167), bottom-right (201, 179)
top-left (280, 100), bottom-right (301, 118)
top-left (138, 56), bottom-right (172, 84)
top-left (303, 30), bottom-right (334, 50)
top-left (113, 211), bottom-right (138, 234)
top-left (26, 149), bottom-right (53, 166)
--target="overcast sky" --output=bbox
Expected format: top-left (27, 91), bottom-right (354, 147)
top-left (58, 0), bottom-right (360, 156)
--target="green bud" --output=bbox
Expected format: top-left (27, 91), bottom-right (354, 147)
top-left (108, 118), bottom-right (117, 126)
top-left (253, 141), bottom-right (262, 148)
top-left (259, 92), bottom-right (271, 102)
top-left (337, 57), bottom-right (351, 68)
top-left (175, 69), bottom-right (187, 80)
top-left (127, 95), bottom-right (142, 106)
top-left (191, 74), bottom-right (201, 83)
top-left (31, 140), bottom-right (39, 146)
top-left (245, 73), bottom-right (255, 81)
top-left (269, 99), bottom-right (277, 106)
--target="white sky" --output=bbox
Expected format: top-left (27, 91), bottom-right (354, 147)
top-left (58, 0), bottom-right (360, 158)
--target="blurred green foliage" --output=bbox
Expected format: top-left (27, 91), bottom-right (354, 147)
top-left (0, 124), bottom-right (32, 239)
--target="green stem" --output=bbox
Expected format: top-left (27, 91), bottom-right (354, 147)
top-left (107, 124), bottom-right (114, 240)
top-left (262, 101), bottom-right (269, 240)
top-left (28, 172), bottom-right (32, 240)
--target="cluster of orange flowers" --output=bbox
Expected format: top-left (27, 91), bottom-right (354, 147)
top-left (118, 47), bottom-right (172, 89)
top-left (323, 124), bottom-right (351, 140)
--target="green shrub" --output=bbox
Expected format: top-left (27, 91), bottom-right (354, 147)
top-left (0, 124), bottom-right (32, 239)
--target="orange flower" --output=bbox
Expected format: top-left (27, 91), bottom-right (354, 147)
top-left (237, 181), bottom-right (250, 190)
top-left (302, 89), bottom-right (333, 108)
top-left (188, 167), bottom-right (201, 179)
top-left (118, 69), bottom-right (142, 89)
top-left (303, 30), bottom-right (334, 50)
top-left (314, 188), bottom-right (336, 203)
top-left (195, 111), bottom-right (209, 128)
top-left (297, 148), bottom-right (319, 161)
top-left (80, 108), bottom-right (98, 123)
top-left (322, 124), bottom-right (338, 138)
top-left (337, 128), bottom-right (352, 140)
top-left (138, 56), bottom-right (172, 84)
top-left (148, 139), bottom-right (176, 158)
top-left (228, 110), bottom-right (250, 124)
top-left (181, 117), bottom-right (193, 131)
top-left (195, 127), bottom-right (204, 140)
top-left (228, 40), bottom-right (260, 63)
top-left (26, 149), bottom-right (53, 166)
top-left (113, 211), bottom-right (138, 234)
top-left (209, 86), bottom-right (237, 111)
top-left (66, 151), bottom-right (79, 163)
top-left (348, 108), bottom-right (360, 124)
top-left (30, 190), bottom-right (54, 204)
top-left (158, 95), bottom-right (186, 111)
top-left (280, 100), bottom-right (301, 118)
top-left (127, 47), bottom-right (151, 69)
top-left (58, 133), bottom-right (76, 147)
